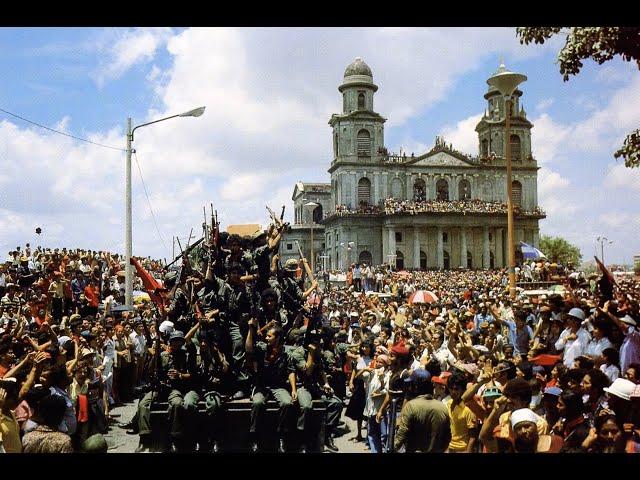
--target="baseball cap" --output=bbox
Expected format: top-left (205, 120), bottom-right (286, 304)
top-left (543, 386), bottom-right (563, 397)
top-left (404, 368), bottom-right (431, 383)
top-left (482, 387), bottom-right (502, 399)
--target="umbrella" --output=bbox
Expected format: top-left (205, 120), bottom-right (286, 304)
top-left (408, 290), bottom-right (439, 304)
top-left (520, 241), bottom-right (547, 260)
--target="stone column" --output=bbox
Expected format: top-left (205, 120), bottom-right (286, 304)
top-left (460, 227), bottom-right (467, 268)
top-left (373, 171), bottom-right (380, 205)
top-left (381, 172), bottom-right (388, 200)
top-left (436, 226), bottom-right (443, 269)
top-left (407, 173), bottom-right (414, 201)
top-left (352, 172), bottom-right (358, 209)
top-left (496, 228), bottom-right (504, 267)
top-left (483, 226), bottom-right (490, 269)
top-left (388, 226), bottom-right (396, 268)
top-left (413, 226), bottom-right (421, 269)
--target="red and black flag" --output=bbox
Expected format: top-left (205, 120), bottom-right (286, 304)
top-left (130, 257), bottom-right (168, 313)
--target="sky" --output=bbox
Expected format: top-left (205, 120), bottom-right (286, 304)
top-left (0, 27), bottom-right (639, 266)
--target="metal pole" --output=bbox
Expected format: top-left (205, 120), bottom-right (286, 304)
top-left (310, 222), bottom-right (314, 274)
top-left (125, 117), bottom-right (133, 308)
top-left (601, 239), bottom-right (605, 266)
top-left (506, 97), bottom-right (516, 300)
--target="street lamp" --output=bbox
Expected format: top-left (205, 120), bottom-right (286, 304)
top-left (125, 106), bottom-right (206, 308)
top-left (303, 201), bottom-right (320, 273)
top-left (487, 61), bottom-right (526, 300)
top-left (596, 236), bottom-right (613, 266)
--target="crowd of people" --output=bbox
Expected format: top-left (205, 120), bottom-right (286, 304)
top-left (384, 198), bottom-right (546, 217)
top-left (1, 219), bottom-right (640, 454)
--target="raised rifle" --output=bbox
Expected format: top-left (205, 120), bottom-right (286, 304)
top-left (303, 291), bottom-right (323, 348)
top-left (295, 240), bottom-right (320, 291)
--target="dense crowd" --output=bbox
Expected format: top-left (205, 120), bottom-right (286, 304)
top-left (1, 222), bottom-right (639, 454)
top-left (384, 198), bottom-right (546, 217)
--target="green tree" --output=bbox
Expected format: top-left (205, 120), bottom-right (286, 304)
top-left (516, 27), bottom-right (640, 168)
top-left (539, 235), bottom-right (582, 265)
top-left (634, 259), bottom-right (640, 276)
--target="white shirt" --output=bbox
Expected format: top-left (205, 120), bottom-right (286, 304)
top-left (129, 332), bottom-right (147, 356)
top-left (555, 327), bottom-right (591, 368)
top-left (600, 363), bottom-right (620, 383)
top-left (585, 336), bottom-right (613, 359)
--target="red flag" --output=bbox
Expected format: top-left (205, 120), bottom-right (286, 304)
top-left (594, 256), bottom-right (616, 301)
top-left (130, 257), bottom-right (167, 312)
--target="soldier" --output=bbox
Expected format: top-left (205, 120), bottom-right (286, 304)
top-left (245, 320), bottom-right (297, 453)
top-left (226, 263), bottom-right (258, 399)
top-left (164, 271), bottom-right (191, 335)
top-left (271, 258), bottom-right (318, 331)
top-left (222, 234), bottom-right (255, 278)
top-left (185, 320), bottom-right (234, 453)
top-left (291, 329), bottom-right (343, 452)
top-left (255, 288), bottom-right (289, 333)
top-left (135, 330), bottom-right (200, 453)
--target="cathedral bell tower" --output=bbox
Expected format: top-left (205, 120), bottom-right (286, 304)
top-left (475, 61), bottom-right (534, 164)
top-left (329, 57), bottom-right (386, 164)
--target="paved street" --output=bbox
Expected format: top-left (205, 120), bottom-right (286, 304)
top-left (103, 400), bottom-right (369, 453)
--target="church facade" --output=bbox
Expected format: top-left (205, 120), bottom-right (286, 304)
top-left (281, 58), bottom-right (545, 271)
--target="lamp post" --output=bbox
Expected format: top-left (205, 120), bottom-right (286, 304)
top-left (596, 236), bottom-right (613, 266)
top-left (303, 201), bottom-right (320, 274)
top-left (125, 106), bottom-right (205, 308)
top-left (487, 61), bottom-right (526, 300)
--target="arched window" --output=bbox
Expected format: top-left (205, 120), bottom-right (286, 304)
top-left (458, 179), bottom-right (471, 200)
top-left (467, 251), bottom-right (473, 269)
top-left (420, 250), bottom-right (427, 270)
top-left (443, 251), bottom-right (450, 270)
top-left (313, 204), bottom-right (323, 223)
top-left (436, 179), bottom-right (449, 201)
top-left (413, 178), bottom-right (426, 201)
top-left (358, 177), bottom-right (371, 207)
top-left (359, 250), bottom-right (372, 266)
top-left (357, 129), bottom-right (371, 157)
top-left (358, 92), bottom-right (365, 109)
top-left (490, 251), bottom-right (495, 269)
top-left (511, 181), bottom-right (522, 208)
top-left (391, 178), bottom-right (403, 199)
top-left (510, 134), bottom-right (521, 161)
top-left (481, 139), bottom-right (489, 157)
top-left (395, 250), bottom-right (404, 270)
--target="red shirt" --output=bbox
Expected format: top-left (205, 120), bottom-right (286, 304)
top-left (84, 285), bottom-right (99, 308)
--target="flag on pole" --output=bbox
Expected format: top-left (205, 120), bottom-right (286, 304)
top-left (520, 241), bottom-right (547, 260)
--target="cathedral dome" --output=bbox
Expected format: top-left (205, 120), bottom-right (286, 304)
top-left (344, 57), bottom-right (372, 78)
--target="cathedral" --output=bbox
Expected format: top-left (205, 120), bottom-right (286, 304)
top-left (280, 57), bottom-right (545, 271)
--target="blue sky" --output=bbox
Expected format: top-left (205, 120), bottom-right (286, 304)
top-left (0, 27), bottom-right (638, 265)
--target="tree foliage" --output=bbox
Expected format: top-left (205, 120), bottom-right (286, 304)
top-left (539, 234), bottom-right (582, 265)
top-left (516, 27), bottom-right (640, 168)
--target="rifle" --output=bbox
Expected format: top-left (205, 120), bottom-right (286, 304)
top-left (166, 237), bottom-right (204, 268)
top-left (303, 291), bottom-right (324, 348)
top-left (295, 240), bottom-right (319, 290)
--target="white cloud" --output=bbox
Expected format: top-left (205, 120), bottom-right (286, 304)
top-left (538, 167), bottom-right (570, 196)
top-left (530, 113), bottom-right (572, 164)
top-left (535, 98), bottom-right (554, 111)
top-left (598, 211), bottom-right (632, 228)
top-left (604, 163), bottom-right (640, 191)
top-left (92, 28), bottom-right (174, 86)
top-left (438, 113), bottom-right (483, 155)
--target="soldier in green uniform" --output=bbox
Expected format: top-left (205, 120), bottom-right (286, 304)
top-left (135, 330), bottom-right (200, 453)
top-left (164, 271), bottom-right (191, 335)
top-left (245, 320), bottom-right (297, 453)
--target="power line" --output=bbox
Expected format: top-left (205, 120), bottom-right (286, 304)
top-left (0, 106), bottom-right (125, 152)
top-left (133, 151), bottom-right (169, 254)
